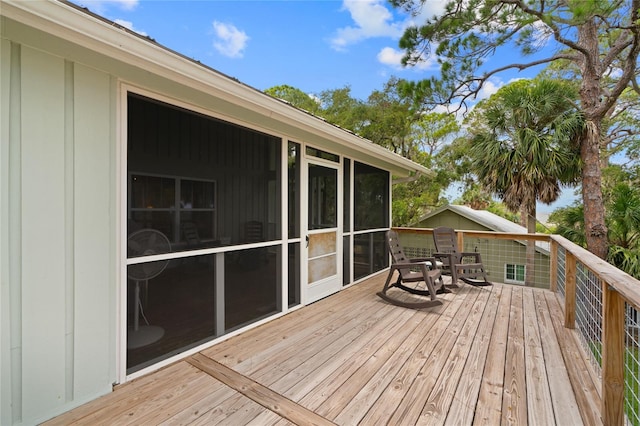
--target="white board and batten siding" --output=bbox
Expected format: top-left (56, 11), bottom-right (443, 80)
top-left (1, 41), bottom-right (116, 425)
top-left (1, 2), bottom-right (429, 424)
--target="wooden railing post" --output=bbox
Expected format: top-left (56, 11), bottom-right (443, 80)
top-left (457, 231), bottom-right (464, 252)
top-left (564, 252), bottom-right (576, 329)
top-left (602, 284), bottom-right (625, 426)
top-left (549, 240), bottom-right (558, 292)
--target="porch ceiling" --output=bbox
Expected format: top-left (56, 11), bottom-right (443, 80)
top-left (43, 276), bottom-right (601, 425)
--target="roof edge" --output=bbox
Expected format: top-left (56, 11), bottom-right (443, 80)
top-left (2, 0), bottom-right (430, 178)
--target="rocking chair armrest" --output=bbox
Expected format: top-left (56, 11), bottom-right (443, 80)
top-left (408, 257), bottom-right (438, 265)
top-left (393, 260), bottom-right (428, 266)
top-left (392, 259), bottom-right (438, 270)
top-left (432, 252), bottom-right (454, 260)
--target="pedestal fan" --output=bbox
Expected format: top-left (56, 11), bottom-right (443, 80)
top-left (127, 229), bottom-right (171, 349)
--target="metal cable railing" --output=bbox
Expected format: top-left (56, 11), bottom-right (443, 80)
top-left (575, 263), bottom-right (604, 376)
top-left (393, 228), bottom-right (640, 425)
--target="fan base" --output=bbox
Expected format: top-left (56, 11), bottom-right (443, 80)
top-left (127, 326), bottom-right (164, 349)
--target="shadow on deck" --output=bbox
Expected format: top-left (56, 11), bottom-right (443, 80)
top-left (44, 272), bottom-right (601, 425)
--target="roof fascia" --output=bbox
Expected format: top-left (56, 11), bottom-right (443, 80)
top-left (1, 0), bottom-right (430, 178)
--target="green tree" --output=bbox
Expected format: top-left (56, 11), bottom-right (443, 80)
top-left (549, 204), bottom-right (587, 247)
top-left (356, 78), bottom-right (459, 224)
top-left (267, 80), bottom-right (461, 225)
top-left (359, 78), bottom-right (416, 158)
top-left (264, 84), bottom-right (320, 115)
top-left (467, 79), bottom-right (583, 285)
top-left (392, 151), bottom-right (451, 225)
top-left (468, 79), bottom-right (582, 228)
top-left (607, 183), bottom-right (640, 249)
top-left (392, 0), bottom-right (640, 259)
top-left (540, 64), bottom-right (640, 169)
top-left (551, 167), bottom-right (640, 278)
top-left (316, 86), bottom-right (365, 132)
top-left (413, 111), bottom-right (460, 156)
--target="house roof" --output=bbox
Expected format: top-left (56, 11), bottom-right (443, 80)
top-left (1, 0), bottom-right (431, 179)
top-left (418, 204), bottom-right (527, 233)
top-left (417, 204), bottom-right (550, 253)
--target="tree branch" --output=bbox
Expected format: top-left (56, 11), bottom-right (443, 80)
top-left (601, 36), bottom-right (633, 71)
top-left (633, 76), bottom-right (640, 96)
top-left (594, 0), bottom-right (640, 117)
top-left (508, 0), bottom-right (591, 57)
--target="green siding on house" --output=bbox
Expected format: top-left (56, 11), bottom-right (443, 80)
top-left (410, 210), bottom-right (551, 289)
top-left (417, 210), bottom-right (491, 232)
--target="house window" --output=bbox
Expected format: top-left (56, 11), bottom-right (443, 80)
top-left (306, 146), bottom-right (340, 163)
top-left (354, 162), bottom-right (389, 231)
top-left (126, 92), bottom-right (282, 374)
top-left (352, 162), bottom-right (389, 280)
top-left (505, 264), bottom-right (526, 285)
top-left (129, 174), bottom-right (216, 249)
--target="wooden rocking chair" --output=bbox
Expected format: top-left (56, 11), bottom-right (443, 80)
top-left (377, 230), bottom-right (445, 309)
top-left (432, 226), bottom-right (492, 287)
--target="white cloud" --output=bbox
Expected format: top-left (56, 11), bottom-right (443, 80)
top-left (212, 21), bottom-right (249, 59)
top-left (477, 78), bottom-right (502, 101)
top-left (377, 47), bottom-right (405, 67)
top-left (112, 0), bottom-right (137, 10)
top-left (377, 46), bottom-right (438, 70)
top-left (114, 19), bottom-right (147, 37)
top-left (408, 0), bottom-right (448, 24)
top-left (431, 104), bottom-right (466, 124)
top-left (330, 0), bottom-right (404, 51)
top-left (79, 0), bottom-right (139, 13)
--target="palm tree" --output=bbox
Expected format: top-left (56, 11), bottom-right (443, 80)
top-left (606, 183), bottom-right (640, 278)
top-left (552, 184), bottom-right (640, 279)
top-left (549, 204), bottom-right (586, 247)
top-left (467, 79), bottom-right (583, 286)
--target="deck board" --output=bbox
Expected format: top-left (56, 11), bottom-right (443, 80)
top-left (522, 287), bottom-right (555, 425)
top-left (386, 286), bottom-right (487, 425)
top-left (533, 290), bottom-right (584, 425)
top-left (443, 284), bottom-right (502, 426)
top-left (502, 286), bottom-right (527, 425)
top-left (416, 286), bottom-right (493, 425)
top-left (44, 273), bottom-right (600, 426)
top-left (357, 285), bottom-right (473, 424)
top-left (544, 291), bottom-right (603, 426)
top-left (473, 284), bottom-right (512, 426)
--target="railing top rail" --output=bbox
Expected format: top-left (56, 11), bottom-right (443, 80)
top-left (393, 227), bottom-right (552, 242)
top-left (394, 227), bottom-right (640, 309)
top-left (550, 234), bottom-right (640, 311)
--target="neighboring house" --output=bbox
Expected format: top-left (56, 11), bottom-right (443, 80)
top-left (405, 204), bottom-right (551, 289)
top-left (0, 2), bottom-right (429, 424)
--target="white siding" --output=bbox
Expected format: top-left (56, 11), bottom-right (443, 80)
top-left (21, 45), bottom-right (68, 420)
top-left (1, 37), bottom-right (14, 426)
top-left (0, 43), bottom-right (116, 424)
top-left (72, 64), bottom-right (115, 400)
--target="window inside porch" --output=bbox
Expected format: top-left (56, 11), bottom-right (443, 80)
top-left (125, 93), bottom-right (282, 374)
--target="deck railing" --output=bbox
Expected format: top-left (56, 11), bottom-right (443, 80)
top-left (393, 227), bottom-right (640, 426)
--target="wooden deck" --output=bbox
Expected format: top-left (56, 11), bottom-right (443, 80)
top-left (44, 272), bottom-right (602, 425)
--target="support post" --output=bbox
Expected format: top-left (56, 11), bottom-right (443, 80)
top-left (550, 240), bottom-right (558, 292)
top-left (602, 284), bottom-right (625, 426)
top-left (564, 252), bottom-right (576, 329)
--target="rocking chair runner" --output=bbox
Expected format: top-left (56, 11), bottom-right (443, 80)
top-left (377, 230), bottom-right (445, 309)
top-left (432, 226), bottom-right (492, 287)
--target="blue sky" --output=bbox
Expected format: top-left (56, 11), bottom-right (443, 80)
top-left (74, 0), bottom-right (576, 213)
top-left (73, 0), bottom-right (519, 101)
